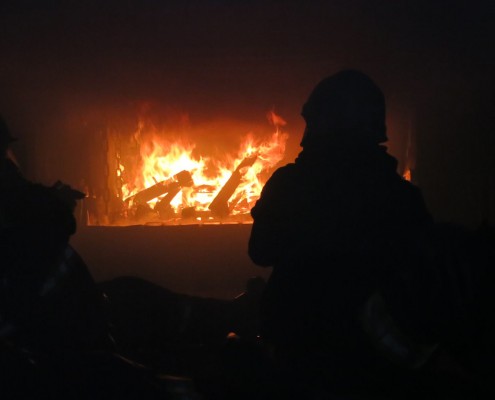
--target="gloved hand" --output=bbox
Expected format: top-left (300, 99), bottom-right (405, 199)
top-left (53, 180), bottom-right (86, 211)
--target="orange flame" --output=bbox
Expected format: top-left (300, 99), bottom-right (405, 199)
top-left (119, 112), bottom-right (289, 221)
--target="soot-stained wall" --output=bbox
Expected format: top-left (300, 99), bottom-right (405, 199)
top-left (72, 224), bottom-right (268, 300)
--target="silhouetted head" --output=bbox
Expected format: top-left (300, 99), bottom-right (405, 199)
top-left (0, 115), bottom-right (16, 156)
top-left (300, 69), bottom-right (387, 148)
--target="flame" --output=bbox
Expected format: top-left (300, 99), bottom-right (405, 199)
top-left (118, 112), bottom-right (289, 222)
top-left (267, 110), bottom-right (287, 128)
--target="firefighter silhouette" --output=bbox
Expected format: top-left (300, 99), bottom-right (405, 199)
top-left (248, 70), bottom-right (434, 398)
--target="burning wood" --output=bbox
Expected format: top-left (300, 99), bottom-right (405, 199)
top-left (127, 170), bottom-right (194, 206)
top-left (96, 113), bottom-right (289, 225)
top-left (209, 154), bottom-right (258, 218)
top-left (154, 170), bottom-right (194, 217)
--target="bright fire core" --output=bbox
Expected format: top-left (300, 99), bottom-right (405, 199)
top-left (110, 112), bottom-right (289, 225)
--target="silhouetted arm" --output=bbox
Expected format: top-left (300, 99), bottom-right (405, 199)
top-left (248, 166), bottom-right (297, 267)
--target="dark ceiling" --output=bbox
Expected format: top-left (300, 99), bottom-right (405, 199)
top-left (2, 1), bottom-right (492, 123)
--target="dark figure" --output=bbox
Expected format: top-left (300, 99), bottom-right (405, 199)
top-left (248, 70), bottom-right (434, 398)
top-left (380, 221), bottom-right (495, 399)
top-left (0, 116), bottom-right (117, 398)
top-left (230, 276), bottom-right (266, 340)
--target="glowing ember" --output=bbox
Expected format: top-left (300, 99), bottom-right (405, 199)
top-left (113, 112), bottom-right (289, 224)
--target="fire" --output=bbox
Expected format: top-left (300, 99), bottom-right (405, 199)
top-left (115, 112), bottom-right (289, 224)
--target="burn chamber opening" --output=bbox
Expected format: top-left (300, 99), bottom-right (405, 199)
top-left (78, 112), bottom-right (289, 226)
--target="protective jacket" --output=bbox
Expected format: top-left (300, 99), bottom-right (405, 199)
top-left (249, 144), bottom-right (433, 378)
top-left (0, 158), bottom-right (110, 357)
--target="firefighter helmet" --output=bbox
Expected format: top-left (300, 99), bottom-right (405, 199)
top-left (301, 69), bottom-right (387, 147)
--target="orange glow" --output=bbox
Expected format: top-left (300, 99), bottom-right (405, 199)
top-left (402, 167), bottom-right (411, 182)
top-left (115, 112), bottom-right (289, 224)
